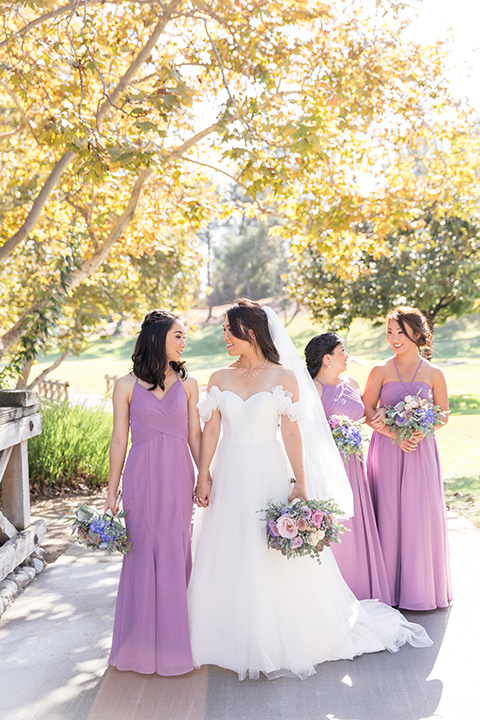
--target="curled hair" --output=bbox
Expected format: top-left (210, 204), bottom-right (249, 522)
top-left (132, 309), bottom-right (186, 391)
top-left (304, 332), bottom-right (343, 378)
top-left (226, 298), bottom-right (280, 365)
top-left (386, 306), bottom-right (432, 357)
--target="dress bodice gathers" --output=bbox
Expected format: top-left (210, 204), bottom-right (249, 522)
top-left (197, 385), bottom-right (301, 442)
top-left (379, 380), bottom-right (433, 408)
top-left (318, 380), bottom-right (365, 422)
top-left (129, 379), bottom-right (189, 446)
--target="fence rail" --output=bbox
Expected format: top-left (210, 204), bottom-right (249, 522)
top-left (37, 379), bottom-right (69, 401)
top-left (0, 390), bottom-right (46, 582)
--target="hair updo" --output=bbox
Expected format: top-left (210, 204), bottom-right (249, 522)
top-left (304, 332), bottom-right (343, 378)
top-left (386, 306), bottom-right (432, 357)
top-left (225, 298), bottom-right (280, 365)
top-left (132, 309), bottom-right (186, 391)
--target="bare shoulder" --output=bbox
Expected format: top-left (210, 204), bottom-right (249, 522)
top-left (112, 372), bottom-right (135, 403)
top-left (207, 366), bottom-right (235, 390)
top-left (182, 374), bottom-right (198, 390)
top-left (271, 366), bottom-right (298, 393)
top-left (115, 372), bottom-right (136, 392)
top-left (422, 359), bottom-right (446, 382)
top-left (366, 359), bottom-right (390, 381)
top-left (182, 374), bottom-right (199, 399)
top-left (343, 374), bottom-right (361, 392)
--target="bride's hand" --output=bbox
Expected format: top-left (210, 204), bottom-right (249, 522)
top-left (193, 480), bottom-right (211, 507)
top-left (288, 482), bottom-right (308, 503)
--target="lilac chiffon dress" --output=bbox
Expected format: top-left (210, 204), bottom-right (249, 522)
top-left (366, 359), bottom-right (453, 611)
top-left (318, 380), bottom-right (391, 604)
top-left (109, 377), bottom-right (195, 675)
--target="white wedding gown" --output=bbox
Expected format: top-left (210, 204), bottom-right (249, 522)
top-left (188, 386), bottom-right (432, 680)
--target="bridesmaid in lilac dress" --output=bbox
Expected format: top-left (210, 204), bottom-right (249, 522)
top-left (305, 333), bottom-right (391, 604)
top-left (104, 310), bottom-right (201, 675)
top-left (363, 306), bottom-right (452, 611)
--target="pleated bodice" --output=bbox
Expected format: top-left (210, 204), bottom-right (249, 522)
top-left (318, 380), bottom-right (365, 421)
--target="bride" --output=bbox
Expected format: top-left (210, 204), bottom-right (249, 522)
top-left (188, 299), bottom-right (432, 680)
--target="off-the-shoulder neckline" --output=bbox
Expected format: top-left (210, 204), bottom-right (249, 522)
top-left (207, 384), bottom-right (293, 404)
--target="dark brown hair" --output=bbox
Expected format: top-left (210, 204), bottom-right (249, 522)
top-left (132, 310), bottom-right (186, 391)
top-left (225, 298), bottom-right (280, 364)
top-left (304, 332), bottom-right (343, 378)
top-left (386, 306), bottom-right (432, 357)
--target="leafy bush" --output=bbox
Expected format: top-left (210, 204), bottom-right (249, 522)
top-left (29, 400), bottom-right (112, 487)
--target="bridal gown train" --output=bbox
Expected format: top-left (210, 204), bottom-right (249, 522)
top-left (187, 386), bottom-right (432, 680)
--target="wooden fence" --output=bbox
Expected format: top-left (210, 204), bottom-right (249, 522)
top-left (0, 390), bottom-right (46, 582)
top-left (105, 374), bottom-right (118, 394)
top-left (37, 379), bottom-right (69, 401)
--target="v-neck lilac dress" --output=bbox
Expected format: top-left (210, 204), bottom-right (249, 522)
top-left (109, 377), bottom-right (195, 675)
top-left (366, 359), bottom-right (452, 611)
top-left (319, 380), bottom-right (391, 604)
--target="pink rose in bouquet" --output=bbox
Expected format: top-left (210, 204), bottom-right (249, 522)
top-left (277, 515), bottom-right (298, 539)
top-left (291, 536), bottom-right (303, 550)
top-left (260, 497), bottom-right (347, 564)
top-left (311, 509), bottom-right (324, 528)
top-left (296, 517), bottom-right (308, 532)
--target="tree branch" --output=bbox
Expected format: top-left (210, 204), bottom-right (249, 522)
top-left (0, 149), bottom-right (75, 262)
top-left (182, 156), bottom-right (267, 212)
top-left (27, 350), bottom-right (71, 390)
top-left (0, 1), bottom-right (183, 262)
top-left (0, 167), bottom-right (153, 360)
top-left (96, 0), bottom-right (185, 128)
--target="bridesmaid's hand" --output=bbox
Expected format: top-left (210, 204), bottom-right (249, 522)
top-left (288, 482), bottom-right (308, 503)
top-left (398, 436), bottom-right (418, 453)
top-left (193, 482), bottom-right (211, 508)
top-left (371, 407), bottom-right (386, 430)
top-left (104, 491), bottom-right (121, 516)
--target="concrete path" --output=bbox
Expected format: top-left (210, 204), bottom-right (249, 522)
top-left (0, 511), bottom-right (478, 720)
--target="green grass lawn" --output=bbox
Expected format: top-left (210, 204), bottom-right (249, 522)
top-left (28, 309), bottom-right (480, 525)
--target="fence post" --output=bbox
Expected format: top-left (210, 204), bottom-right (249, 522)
top-left (0, 390), bottom-right (45, 582)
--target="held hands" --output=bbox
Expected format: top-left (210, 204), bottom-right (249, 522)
top-left (398, 431), bottom-right (423, 453)
top-left (193, 474), bottom-right (212, 507)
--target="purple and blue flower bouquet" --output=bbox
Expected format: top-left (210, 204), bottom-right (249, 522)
top-left (62, 502), bottom-right (131, 555)
top-left (382, 391), bottom-right (446, 444)
top-left (260, 497), bottom-right (347, 564)
top-left (328, 414), bottom-right (365, 461)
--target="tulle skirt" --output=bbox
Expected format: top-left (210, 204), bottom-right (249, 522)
top-left (187, 436), bottom-right (432, 680)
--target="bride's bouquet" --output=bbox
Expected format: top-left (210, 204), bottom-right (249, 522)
top-left (260, 497), bottom-right (347, 564)
top-left (328, 415), bottom-right (365, 461)
top-left (62, 502), bottom-right (131, 555)
top-left (382, 391), bottom-right (446, 444)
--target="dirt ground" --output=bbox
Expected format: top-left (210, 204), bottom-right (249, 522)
top-left (30, 486), bottom-right (107, 563)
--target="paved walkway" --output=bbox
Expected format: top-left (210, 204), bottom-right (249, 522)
top-left (0, 512), bottom-right (478, 720)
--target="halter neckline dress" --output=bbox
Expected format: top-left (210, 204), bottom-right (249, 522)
top-left (366, 359), bottom-right (452, 610)
top-left (317, 378), bottom-right (391, 604)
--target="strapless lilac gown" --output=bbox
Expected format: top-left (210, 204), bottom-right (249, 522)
top-left (366, 360), bottom-right (452, 611)
top-left (109, 377), bottom-right (195, 675)
top-left (319, 380), bottom-right (391, 604)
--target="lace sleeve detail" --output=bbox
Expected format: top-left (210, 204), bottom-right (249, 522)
top-left (272, 385), bottom-right (302, 423)
top-left (197, 385), bottom-right (222, 422)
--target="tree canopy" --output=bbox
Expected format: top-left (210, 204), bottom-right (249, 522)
top-left (287, 209), bottom-right (480, 332)
top-left (0, 0), bottom-right (477, 382)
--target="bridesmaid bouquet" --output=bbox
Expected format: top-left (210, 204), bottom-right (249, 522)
top-left (382, 391), bottom-right (446, 443)
top-left (328, 415), bottom-right (365, 461)
top-left (62, 502), bottom-right (131, 555)
top-left (260, 497), bottom-right (347, 564)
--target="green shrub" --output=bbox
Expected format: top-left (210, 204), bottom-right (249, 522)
top-left (29, 400), bottom-right (112, 487)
